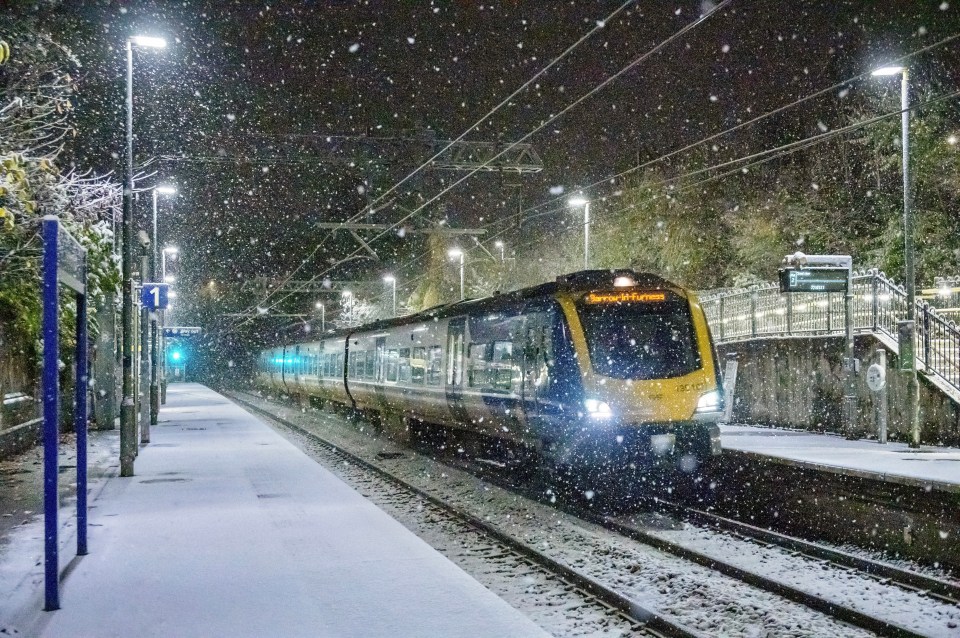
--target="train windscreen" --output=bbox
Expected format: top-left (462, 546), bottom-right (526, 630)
top-left (576, 291), bottom-right (701, 380)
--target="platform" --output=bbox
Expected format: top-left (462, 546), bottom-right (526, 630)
top-left (720, 423), bottom-right (960, 494)
top-left (0, 383), bottom-right (548, 638)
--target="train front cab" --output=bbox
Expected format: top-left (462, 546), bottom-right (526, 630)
top-left (551, 282), bottom-right (723, 475)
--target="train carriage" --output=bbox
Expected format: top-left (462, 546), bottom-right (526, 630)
top-left (257, 269), bottom-right (723, 475)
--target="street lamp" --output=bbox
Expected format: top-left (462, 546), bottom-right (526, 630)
top-left (161, 245), bottom-right (178, 277)
top-left (568, 195), bottom-right (591, 269)
top-left (494, 240), bottom-right (505, 263)
top-left (383, 274), bottom-right (397, 316)
top-left (315, 301), bottom-right (325, 333)
top-left (150, 185), bottom-right (175, 427)
top-left (342, 290), bottom-right (354, 325)
top-left (872, 64), bottom-right (920, 447)
top-left (159, 245), bottom-right (177, 406)
top-left (121, 33), bottom-right (167, 477)
top-left (448, 248), bottom-right (465, 301)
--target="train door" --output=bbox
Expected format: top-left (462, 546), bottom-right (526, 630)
top-left (445, 317), bottom-right (469, 423)
top-left (280, 345), bottom-right (289, 393)
top-left (522, 312), bottom-right (551, 436)
top-left (374, 336), bottom-right (388, 410)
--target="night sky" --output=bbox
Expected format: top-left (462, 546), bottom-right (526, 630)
top-left (12, 0), bottom-right (960, 324)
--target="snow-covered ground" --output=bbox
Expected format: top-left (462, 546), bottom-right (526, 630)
top-left (721, 424), bottom-right (960, 491)
top-left (247, 391), bottom-right (960, 637)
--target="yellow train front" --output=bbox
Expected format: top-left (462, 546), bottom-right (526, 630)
top-left (255, 269), bottom-right (723, 479)
top-left (546, 270), bottom-right (723, 475)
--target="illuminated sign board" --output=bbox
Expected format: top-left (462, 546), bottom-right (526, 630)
top-left (778, 268), bottom-right (848, 293)
top-left (584, 291), bottom-right (667, 304)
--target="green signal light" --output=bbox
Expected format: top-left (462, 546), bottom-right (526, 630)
top-left (171, 351), bottom-right (182, 361)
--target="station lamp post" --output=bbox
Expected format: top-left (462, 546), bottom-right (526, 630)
top-left (159, 245), bottom-right (177, 405)
top-left (568, 195), bottom-right (591, 269)
top-left (383, 274), bottom-right (397, 316)
top-left (342, 290), bottom-right (354, 325)
top-left (494, 240), bottom-right (505, 263)
top-left (314, 301), bottom-right (325, 333)
top-left (448, 248), bottom-right (465, 301)
top-left (872, 64), bottom-right (920, 447)
top-left (150, 185), bottom-right (175, 426)
top-left (121, 34), bottom-right (166, 477)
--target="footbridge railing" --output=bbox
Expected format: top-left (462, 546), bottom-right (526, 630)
top-left (699, 270), bottom-right (960, 401)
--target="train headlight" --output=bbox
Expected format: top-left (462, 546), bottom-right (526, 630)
top-left (583, 398), bottom-right (613, 419)
top-left (695, 390), bottom-right (721, 413)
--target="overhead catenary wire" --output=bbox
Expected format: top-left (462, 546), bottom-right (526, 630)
top-left (500, 30), bottom-right (960, 222)
top-left (224, 0), bottom-right (734, 333)
top-left (392, 86), bottom-right (960, 296)
top-left (308, 21), bottom-right (960, 316)
top-left (224, 0), bottom-right (642, 329)
top-left (229, 29), bottom-right (960, 329)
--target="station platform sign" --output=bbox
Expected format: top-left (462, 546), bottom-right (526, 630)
top-left (778, 267), bottom-right (849, 293)
top-left (163, 326), bottom-right (202, 338)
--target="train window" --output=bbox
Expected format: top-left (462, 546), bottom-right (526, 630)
top-left (399, 348), bottom-right (411, 383)
top-left (492, 341), bottom-right (513, 391)
top-left (576, 296), bottom-right (700, 380)
top-left (468, 343), bottom-right (492, 387)
top-left (427, 346), bottom-right (443, 385)
top-left (386, 349), bottom-right (399, 382)
top-left (348, 351), bottom-right (358, 379)
top-left (337, 354), bottom-right (344, 377)
top-left (411, 347), bottom-right (426, 384)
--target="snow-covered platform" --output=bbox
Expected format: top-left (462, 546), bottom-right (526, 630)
top-left (6, 383), bottom-right (548, 638)
top-left (720, 423), bottom-right (960, 493)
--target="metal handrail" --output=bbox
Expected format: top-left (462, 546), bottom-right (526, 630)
top-left (700, 270), bottom-right (960, 396)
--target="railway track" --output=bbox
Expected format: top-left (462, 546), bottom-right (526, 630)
top-left (448, 455), bottom-right (956, 638)
top-left (230, 392), bottom-right (701, 638)
top-left (595, 513), bottom-right (954, 638)
top-left (653, 501), bottom-right (960, 605)
top-left (233, 391), bottom-right (960, 637)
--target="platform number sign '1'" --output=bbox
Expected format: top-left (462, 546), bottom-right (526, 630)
top-left (141, 283), bottom-right (170, 310)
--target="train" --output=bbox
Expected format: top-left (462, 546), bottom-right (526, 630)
top-left (256, 269), bottom-right (723, 479)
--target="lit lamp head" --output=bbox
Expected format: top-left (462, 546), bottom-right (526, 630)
top-left (871, 65), bottom-right (904, 77)
top-left (163, 246), bottom-right (179, 257)
top-left (315, 301), bottom-right (324, 309)
top-left (447, 248), bottom-right (463, 260)
top-left (494, 240), bottom-right (504, 249)
top-left (155, 184), bottom-right (177, 195)
top-left (383, 274), bottom-right (395, 283)
top-left (568, 195), bottom-right (589, 207)
top-left (130, 35), bottom-right (167, 49)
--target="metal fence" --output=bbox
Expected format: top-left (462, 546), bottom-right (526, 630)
top-left (699, 270), bottom-right (960, 397)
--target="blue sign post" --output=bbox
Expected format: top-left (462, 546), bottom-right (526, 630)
top-left (41, 216), bottom-right (89, 611)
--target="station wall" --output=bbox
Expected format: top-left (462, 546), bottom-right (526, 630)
top-left (718, 335), bottom-right (960, 446)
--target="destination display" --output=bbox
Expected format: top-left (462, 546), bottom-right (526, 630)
top-left (584, 291), bottom-right (667, 304)
top-left (778, 267), bottom-right (849, 293)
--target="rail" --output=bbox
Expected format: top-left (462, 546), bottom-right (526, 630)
top-left (699, 269), bottom-right (960, 399)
